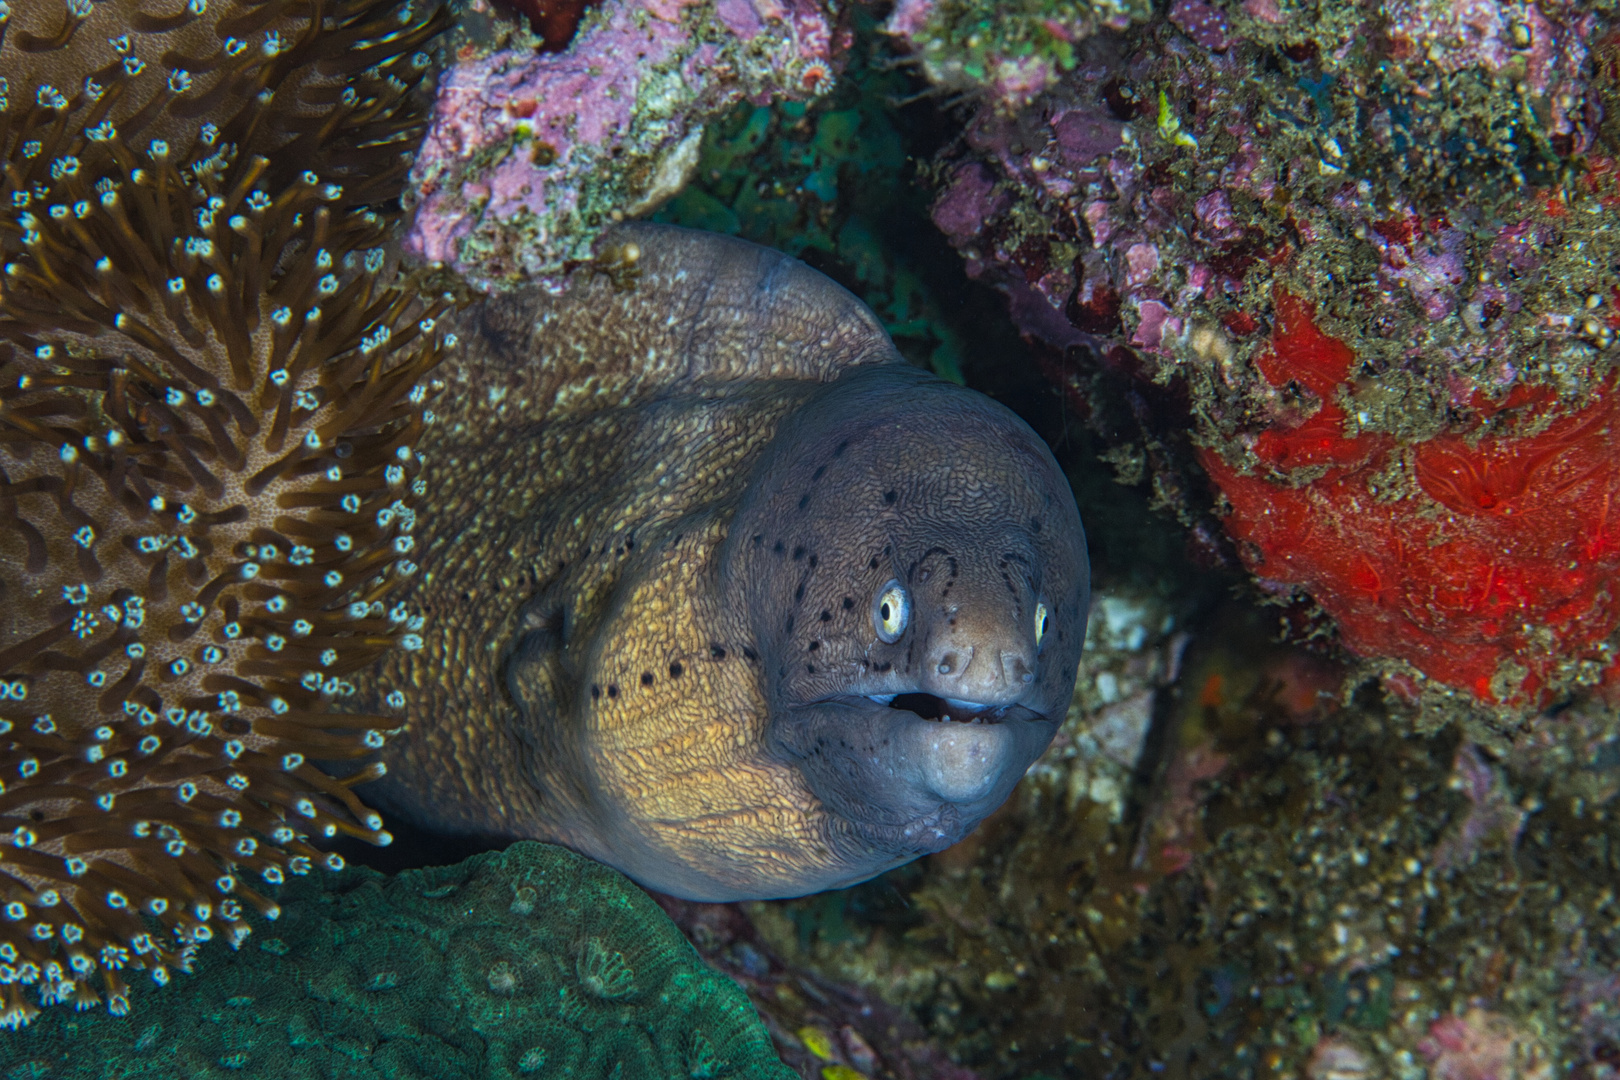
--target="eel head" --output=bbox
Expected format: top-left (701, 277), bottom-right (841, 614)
top-left (725, 364), bottom-right (1089, 886)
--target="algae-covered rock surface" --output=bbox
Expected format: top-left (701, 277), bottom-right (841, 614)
top-left (0, 842), bottom-right (792, 1080)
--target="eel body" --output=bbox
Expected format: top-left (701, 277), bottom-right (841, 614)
top-left (363, 225), bottom-right (1089, 901)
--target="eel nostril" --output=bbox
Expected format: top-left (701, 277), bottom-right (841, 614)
top-left (1004, 652), bottom-right (1035, 685)
top-left (936, 651), bottom-right (961, 676)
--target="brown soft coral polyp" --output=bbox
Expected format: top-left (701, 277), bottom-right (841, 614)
top-left (0, 0), bottom-right (448, 1025)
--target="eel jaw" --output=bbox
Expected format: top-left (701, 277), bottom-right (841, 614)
top-left (771, 691), bottom-right (1057, 856)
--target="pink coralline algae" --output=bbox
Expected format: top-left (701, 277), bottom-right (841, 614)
top-left (406, 0), bottom-right (839, 289)
top-left (1431, 744), bottom-right (1528, 872)
top-left (1168, 0), bottom-right (1230, 50)
top-left (1420, 1009), bottom-right (1554, 1080)
top-left (929, 6), bottom-right (1606, 368)
top-left (880, 0), bottom-right (1154, 110)
top-left (922, 1), bottom-right (1620, 717)
top-left (1306, 1036), bottom-right (1373, 1080)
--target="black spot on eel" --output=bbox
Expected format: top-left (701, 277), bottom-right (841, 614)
top-left (359, 224), bottom-right (1090, 901)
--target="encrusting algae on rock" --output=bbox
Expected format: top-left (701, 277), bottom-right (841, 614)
top-left (405, 0), bottom-right (844, 290)
top-left (0, 0), bottom-right (452, 1024)
top-left (882, 0), bottom-right (1154, 110)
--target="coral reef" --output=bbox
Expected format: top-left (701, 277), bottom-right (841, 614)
top-left (0, 0), bottom-right (450, 1023)
top-left (915, 0), bottom-right (1620, 717)
top-left (1028, 580), bottom-right (1189, 827)
top-left (655, 5), bottom-right (978, 382)
top-left (738, 607), bottom-right (1620, 1080)
top-left (1, 841), bottom-right (794, 1079)
top-left (656, 889), bottom-right (986, 1080)
top-left (405, 0), bottom-right (843, 290)
top-left (369, 5), bottom-right (1617, 1074)
top-left (1418, 1007), bottom-right (1554, 1080)
top-left (881, 0), bottom-right (1154, 109)
top-left (494, 0), bottom-right (606, 49)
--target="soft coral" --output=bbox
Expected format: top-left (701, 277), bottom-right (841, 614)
top-left (1201, 291), bottom-right (1620, 704)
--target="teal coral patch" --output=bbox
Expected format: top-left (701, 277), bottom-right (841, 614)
top-left (2, 843), bottom-right (792, 1080)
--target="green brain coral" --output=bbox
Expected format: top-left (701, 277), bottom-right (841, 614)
top-left (0, 842), bottom-right (795, 1080)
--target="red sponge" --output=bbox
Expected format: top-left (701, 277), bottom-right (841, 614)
top-left (1202, 291), bottom-right (1620, 704)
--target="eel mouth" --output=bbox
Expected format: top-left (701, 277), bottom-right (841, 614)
top-left (775, 691), bottom-right (1060, 858)
top-left (818, 692), bottom-right (1046, 726)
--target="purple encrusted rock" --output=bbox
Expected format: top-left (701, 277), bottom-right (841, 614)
top-left (1169, 0), bottom-right (1230, 50)
top-left (405, 0), bottom-right (839, 291)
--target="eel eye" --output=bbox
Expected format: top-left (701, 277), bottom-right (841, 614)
top-left (873, 580), bottom-right (909, 643)
top-left (1034, 602), bottom-right (1049, 648)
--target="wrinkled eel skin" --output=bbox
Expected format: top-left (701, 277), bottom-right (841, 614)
top-left (360, 225), bottom-right (1090, 901)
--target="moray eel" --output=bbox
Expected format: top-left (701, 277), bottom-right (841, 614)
top-left (362, 224), bottom-right (1089, 901)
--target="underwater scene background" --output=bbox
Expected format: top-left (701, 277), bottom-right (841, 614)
top-left (2, 0), bottom-right (1618, 1078)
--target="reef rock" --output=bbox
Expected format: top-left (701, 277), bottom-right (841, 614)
top-left (406, 0), bottom-right (843, 289)
top-left (918, 0), bottom-right (1620, 717)
top-left (881, 0), bottom-right (1155, 109)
